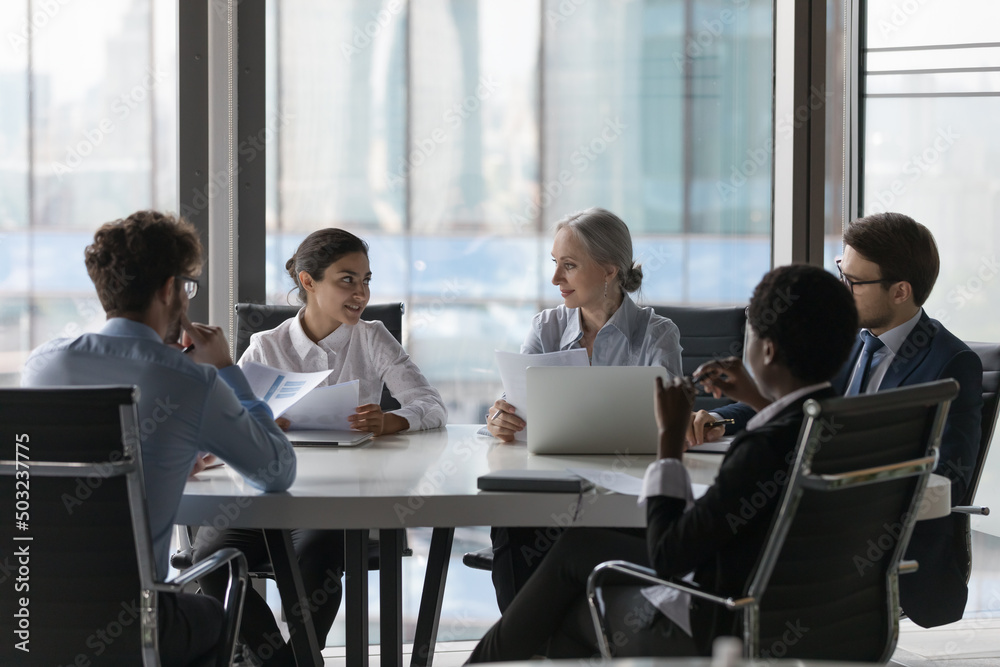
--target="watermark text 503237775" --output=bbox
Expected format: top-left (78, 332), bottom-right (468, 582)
top-left (12, 433), bottom-right (32, 654)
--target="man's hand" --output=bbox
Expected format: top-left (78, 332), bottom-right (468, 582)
top-left (485, 399), bottom-right (524, 444)
top-left (655, 376), bottom-right (696, 460)
top-left (178, 312), bottom-right (234, 369)
top-left (693, 357), bottom-right (770, 412)
top-left (189, 453), bottom-right (219, 477)
top-left (348, 404), bottom-right (409, 436)
top-left (687, 410), bottom-right (727, 447)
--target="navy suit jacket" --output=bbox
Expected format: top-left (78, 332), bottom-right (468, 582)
top-left (715, 312), bottom-right (983, 627)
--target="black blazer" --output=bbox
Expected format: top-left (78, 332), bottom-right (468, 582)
top-left (647, 387), bottom-right (836, 655)
top-left (716, 312), bottom-right (984, 626)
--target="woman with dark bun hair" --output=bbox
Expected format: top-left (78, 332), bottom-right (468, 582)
top-left (241, 228), bottom-right (445, 434)
top-left (485, 207), bottom-right (683, 611)
top-left (195, 228), bottom-right (444, 666)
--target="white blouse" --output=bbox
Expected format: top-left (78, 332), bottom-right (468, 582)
top-left (239, 309), bottom-right (447, 432)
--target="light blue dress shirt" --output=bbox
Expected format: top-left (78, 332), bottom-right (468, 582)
top-left (521, 294), bottom-right (683, 376)
top-left (21, 318), bottom-right (296, 580)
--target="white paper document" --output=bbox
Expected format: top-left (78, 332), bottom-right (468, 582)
top-left (566, 468), bottom-right (643, 496)
top-left (281, 380), bottom-right (360, 431)
top-left (241, 361), bottom-right (342, 419)
top-left (494, 348), bottom-right (590, 442)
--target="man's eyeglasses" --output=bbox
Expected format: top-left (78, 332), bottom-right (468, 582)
top-left (835, 260), bottom-right (896, 294)
top-left (177, 276), bottom-right (199, 299)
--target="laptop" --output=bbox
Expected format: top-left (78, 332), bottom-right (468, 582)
top-left (526, 366), bottom-right (668, 455)
top-left (285, 429), bottom-right (374, 447)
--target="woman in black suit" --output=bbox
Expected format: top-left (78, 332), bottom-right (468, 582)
top-left (468, 264), bottom-right (859, 661)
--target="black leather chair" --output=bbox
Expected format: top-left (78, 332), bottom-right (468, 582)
top-left (589, 380), bottom-right (957, 660)
top-left (954, 342), bottom-right (1000, 516)
top-left (0, 386), bottom-right (247, 667)
top-left (651, 305), bottom-right (747, 411)
top-left (235, 302), bottom-right (404, 411)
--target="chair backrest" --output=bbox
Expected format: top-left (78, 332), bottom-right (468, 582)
top-left (235, 302), bottom-right (405, 411)
top-left (651, 305), bottom-right (747, 411)
top-left (746, 380), bottom-right (957, 661)
top-left (0, 386), bottom-right (160, 665)
top-left (964, 342), bottom-right (1000, 506)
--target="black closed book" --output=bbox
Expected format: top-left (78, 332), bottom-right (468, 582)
top-left (477, 470), bottom-right (587, 493)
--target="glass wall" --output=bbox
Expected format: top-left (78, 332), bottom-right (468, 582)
top-left (265, 0), bottom-right (775, 425)
top-left (0, 0), bottom-right (177, 386)
top-left (862, 1), bottom-right (1000, 536)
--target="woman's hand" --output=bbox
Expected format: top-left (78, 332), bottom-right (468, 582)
top-left (654, 377), bottom-right (696, 460)
top-left (485, 399), bottom-right (524, 443)
top-left (275, 417), bottom-right (291, 431)
top-left (693, 357), bottom-right (770, 412)
top-left (189, 453), bottom-right (219, 477)
top-left (348, 404), bottom-right (409, 436)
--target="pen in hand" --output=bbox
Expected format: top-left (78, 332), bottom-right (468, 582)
top-left (706, 418), bottom-right (734, 429)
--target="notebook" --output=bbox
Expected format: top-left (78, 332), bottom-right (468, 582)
top-left (285, 429), bottom-right (374, 447)
top-left (526, 366), bottom-right (669, 455)
top-left (477, 470), bottom-right (590, 493)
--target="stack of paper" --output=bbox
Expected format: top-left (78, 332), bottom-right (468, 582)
top-left (241, 361), bottom-right (360, 431)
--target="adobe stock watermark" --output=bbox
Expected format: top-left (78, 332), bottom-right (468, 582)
top-left (394, 438), bottom-right (476, 522)
top-left (52, 67), bottom-right (169, 181)
top-left (385, 75), bottom-right (502, 192)
top-left (672, 0), bottom-right (750, 71)
top-left (509, 117), bottom-right (627, 231)
top-left (179, 109), bottom-right (294, 220)
top-left (410, 278), bottom-right (468, 331)
top-left (7, 0), bottom-right (72, 53)
top-left (717, 84), bottom-right (833, 201)
top-left (875, 0), bottom-right (931, 40)
top-left (340, 0), bottom-right (405, 62)
top-left (865, 127), bottom-right (959, 216)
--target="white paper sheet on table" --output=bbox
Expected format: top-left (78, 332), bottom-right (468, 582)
top-left (494, 348), bottom-right (589, 442)
top-left (566, 468), bottom-right (710, 501)
top-left (280, 380), bottom-right (360, 431)
top-left (240, 361), bottom-right (333, 418)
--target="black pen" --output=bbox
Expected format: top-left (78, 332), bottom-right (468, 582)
top-left (706, 418), bottom-right (734, 429)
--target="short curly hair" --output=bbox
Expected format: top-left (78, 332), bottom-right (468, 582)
top-left (747, 264), bottom-right (858, 383)
top-left (84, 210), bottom-right (202, 317)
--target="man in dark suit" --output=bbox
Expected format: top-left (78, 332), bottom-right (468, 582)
top-left (468, 264), bottom-right (859, 661)
top-left (692, 212), bottom-right (983, 627)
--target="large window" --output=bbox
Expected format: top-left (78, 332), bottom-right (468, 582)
top-left (264, 0), bottom-right (775, 424)
top-left (0, 0), bottom-right (177, 386)
top-left (862, 1), bottom-right (1000, 534)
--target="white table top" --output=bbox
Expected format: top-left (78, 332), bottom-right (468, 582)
top-left (176, 424), bottom-right (949, 530)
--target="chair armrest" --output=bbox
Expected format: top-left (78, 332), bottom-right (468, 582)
top-left (587, 560), bottom-right (754, 610)
top-left (586, 560), bottom-right (754, 660)
top-left (158, 547), bottom-right (247, 590)
top-left (952, 505), bottom-right (990, 516)
top-left (155, 547), bottom-right (247, 667)
top-left (899, 559), bottom-right (919, 575)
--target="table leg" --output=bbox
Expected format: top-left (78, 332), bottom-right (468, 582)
top-left (262, 529), bottom-right (323, 667)
top-left (410, 527), bottom-right (454, 667)
top-left (379, 529), bottom-right (404, 667)
top-left (345, 529), bottom-right (369, 667)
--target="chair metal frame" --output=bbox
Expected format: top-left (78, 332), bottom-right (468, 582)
top-left (0, 386), bottom-right (248, 667)
top-left (587, 380), bottom-right (956, 660)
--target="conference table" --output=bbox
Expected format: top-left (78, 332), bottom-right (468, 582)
top-left (176, 424), bottom-right (950, 667)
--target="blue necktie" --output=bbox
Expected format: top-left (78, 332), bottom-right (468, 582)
top-left (847, 331), bottom-right (885, 396)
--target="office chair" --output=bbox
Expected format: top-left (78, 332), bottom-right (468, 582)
top-left (588, 380), bottom-right (957, 660)
top-left (462, 304), bottom-right (749, 574)
top-left (651, 305), bottom-right (747, 411)
top-left (235, 301), bottom-right (405, 411)
top-left (0, 386), bottom-right (247, 667)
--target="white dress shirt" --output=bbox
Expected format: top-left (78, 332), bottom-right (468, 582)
top-left (239, 309), bottom-right (447, 432)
